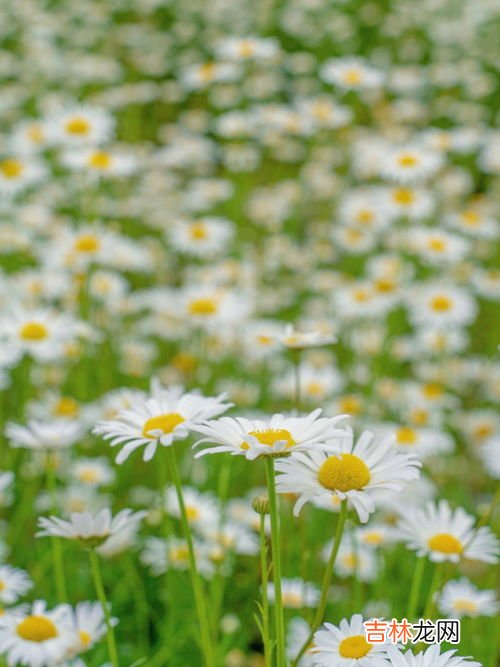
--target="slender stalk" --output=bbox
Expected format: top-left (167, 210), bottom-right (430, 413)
top-left (259, 512), bottom-right (272, 667)
top-left (407, 556), bottom-right (426, 620)
top-left (423, 561), bottom-right (443, 619)
top-left (89, 548), bottom-right (120, 667)
top-left (292, 351), bottom-right (301, 410)
top-left (265, 457), bottom-right (286, 667)
top-left (165, 446), bottom-right (214, 667)
top-left (292, 500), bottom-right (348, 667)
top-left (46, 461), bottom-right (67, 601)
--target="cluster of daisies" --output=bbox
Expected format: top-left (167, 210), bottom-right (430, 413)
top-left (0, 0), bottom-right (499, 664)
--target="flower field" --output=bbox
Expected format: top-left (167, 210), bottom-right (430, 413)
top-left (0, 1), bottom-right (499, 666)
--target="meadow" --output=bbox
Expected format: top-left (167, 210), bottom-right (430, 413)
top-left (0, 0), bottom-right (499, 666)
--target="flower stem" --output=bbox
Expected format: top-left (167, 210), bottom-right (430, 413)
top-left (46, 462), bottom-right (67, 602)
top-left (292, 499), bottom-right (348, 667)
top-left (292, 350), bottom-right (302, 410)
top-left (265, 457), bottom-right (286, 667)
top-left (407, 556), bottom-right (426, 620)
top-left (423, 561), bottom-right (443, 619)
top-left (166, 446), bottom-right (215, 667)
top-left (89, 548), bottom-right (120, 667)
top-left (259, 512), bottom-right (272, 667)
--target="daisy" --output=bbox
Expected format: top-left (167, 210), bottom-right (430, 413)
top-left (70, 458), bottom-right (115, 487)
top-left (385, 645), bottom-right (481, 667)
top-left (164, 486), bottom-right (220, 527)
top-left (47, 106), bottom-right (114, 147)
top-left (277, 324), bottom-right (337, 350)
top-left (478, 437), bottom-right (500, 479)
top-left (329, 540), bottom-right (379, 582)
top-left (36, 508), bottom-right (146, 548)
top-left (6, 419), bottom-right (83, 452)
top-left (61, 147), bottom-right (136, 177)
top-left (94, 388), bottom-right (231, 463)
top-left (311, 614), bottom-right (391, 665)
top-left (168, 217), bottom-right (234, 257)
top-left (275, 430), bottom-right (421, 522)
top-left (383, 186), bottom-right (435, 220)
top-left (287, 617), bottom-right (315, 666)
top-left (141, 537), bottom-right (214, 578)
top-left (437, 578), bottom-right (498, 618)
top-left (62, 601), bottom-right (110, 659)
top-left (181, 62), bottom-right (239, 89)
top-left (0, 600), bottom-right (75, 667)
top-left (407, 229), bottom-right (468, 266)
top-left (268, 578), bottom-right (320, 609)
top-left (320, 58), bottom-right (385, 91)
top-left (376, 424), bottom-right (454, 460)
top-left (396, 500), bottom-right (499, 563)
top-left (380, 145), bottom-right (443, 184)
top-left (0, 565), bottom-right (33, 604)
top-left (407, 285), bottom-right (477, 328)
top-left (0, 156), bottom-right (46, 196)
top-left (215, 36), bottom-right (280, 61)
top-left (193, 410), bottom-right (349, 461)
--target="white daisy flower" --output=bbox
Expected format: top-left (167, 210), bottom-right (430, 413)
top-left (47, 106), bottom-right (114, 147)
top-left (407, 285), bottom-right (477, 328)
top-left (0, 565), bottom-right (33, 604)
top-left (70, 458), bottom-right (115, 487)
top-left (385, 644), bottom-right (481, 667)
top-left (0, 600), bottom-right (75, 667)
top-left (36, 508), bottom-right (146, 548)
top-left (268, 578), bottom-right (320, 609)
top-left (215, 36), bottom-right (280, 61)
top-left (61, 147), bottom-right (136, 177)
top-left (320, 58), bottom-right (385, 90)
top-left (6, 419), bottom-right (83, 452)
top-left (287, 617), bottom-right (315, 666)
top-left (375, 424), bottom-right (454, 460)
top-left (0, 156), bottom-right (46, 196)
top-left (380, 145), bottom-right (443, 184)
top-left (396, 500), bottom-right (499, 563)
top-left (275, 431), bottom-right (421, 522)
top-left (437, 578), bottom-right (499, 618)
top-left (193, 409), bottom-right (349, 461)
top-left (478, 437), bottom-right (500, 479)
top-left (62, 601), bottom-right (110, 659)
top-left (164, 486), bottom-right (220, 527)
top-left (311, 614), bottom-right (391, 665)
top-left (328, 540), bottom-right (379, 582)
top-left (167, 217), bottom-right (234, 258)
top-left (94, 388), bottom-right (231, 463)
top-left (141, 537), bottom-right (215, 578)
top-left (276, 324), bottom-right (337, 350)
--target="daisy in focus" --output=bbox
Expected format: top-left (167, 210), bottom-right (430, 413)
top-left (385, 645), bottom-right (482, 667)
top-left (311, 614), bottom-right (391, 665)
top-left (193, 410), bottom-right (349, 460)
top-left (275, 430), bottom-right (421, 522)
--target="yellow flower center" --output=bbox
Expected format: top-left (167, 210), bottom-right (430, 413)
top-left (142, 413), bottom-right (185, 438)
top-left (339, 635), bottom-right (372, 658)
top-left (339, 396), bottom-right (361, 414)
top-left (16, 615), bottom-right (58, 642)
top-left (54, 397), bottom-right (79, 417)
top-left (343, 69), bottom-right (362, 85)
top-left (398, 153), bottom-right (418, 168)
top-left (396, 427), bottom-right (417, 446)
top-left (242, 428), bottom-right (296, 451)
top-left (238, 40), bottom-right (255, 57)
top-left (188, 297), bottom-right (218, 316)
top-left (374, 278), bottom-right (395, 293)
top-left (199, 62), bottom-right (216, 82)
top-left (430, 295), bottom-right (452, 312)
top-left (28, 125), bottom-right (44, 143)
top-left (453, 599), bottom-right (478, 614)
top-left (427, 533), bottom-right (463, 555)
top-left (410, 408), bottom-right (429, 426)
top-left (19, 321), bottom-right (48, 341)
top-left (305, 381), bottom-right (325, 396)
top-left (461, 211), bottom-right (480, 226)
top-left (474, 424), bottom-right (493, 439)
top-left (428, 238), bottom-right (446, 252)
top-left (0, 581), bottom-right (5, 591)
top-left (363, 531), bottom-right (383, 545)
top-left (189, 223), bottom-right (208, 240)
top-left (170, 545), bottom-right (189, 561)
top-left (74, 235), bottom-right (101, 253)
top-left (88, 151), bottom-right (112, 170)
top-left (353, 288), bottom-right (369, 303)
top-left (186, 506), bottom-right (200, 521)
top-left (392, 188), bottom-right (415, 205)
top-left (318, 453), bottom-right (371, 492)
top-left (79, 630), bottom-right (92, 647)
top-left (65, 117), bottom-right (91, 135)
top-left (79, 468), bottom-right (99, 483)
top-left (0, 159), bottom-right (24, 178)
top-left (257, 334), bottom-right (273, 346)
top-left (355, 209), bottom-right (374, 224)
top-left (423, 383), bottom-right (443, 399)
top-left (282, 591), bottom-right (302, 607)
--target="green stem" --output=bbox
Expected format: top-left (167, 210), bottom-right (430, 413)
top-left (292, 500), bottom-right (348, 667)
top-left (259, 512), bottom-right (272, 667)
top-left (407, 556), bottom-right (426, 620)
top-left (165, 446), bottom-right (214, 667)
top-left (265, 457), bottom-right (286, 667)
top-left (46, 462), bottom-right (67, 601)
top-left (423, 562), bottom-right (443, 619)
top-left (292, 351), bottom-right (301, 410)
top-left (89, 548), bottom-right (120, 667)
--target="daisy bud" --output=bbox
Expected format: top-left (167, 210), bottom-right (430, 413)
top-left (252, 495), bottom-right (270, 515)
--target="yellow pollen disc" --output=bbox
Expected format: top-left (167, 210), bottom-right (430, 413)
top-left (28, 125), bottom-right (44, 143)
top-left (242, 428), bottom-right (296, 451)
top-left (346, 229), bottom-right (363, 242)
top-left (339, 635), bottom-right (372, 659)
top-left (305, 381), bottom-right (325, 396)
top-left (74, 235), bottom-right (100, 253)
top-left (257, 334), bottom-right (273, 346)
top-left (398, 153), bottom-right (418, 168)
top-left (88, 151), bottom-right (112, 170)
top-left (142, 413), bottom-right (185, 438)
top-left (318, 453), bottom-right (371, 492)
top-left (428, 533), bottom-right (463, 555)
top-left (16, 615), bottom-right (58, 642)
top-left (282, 592), bottom-right (302, 607)
top-left (65, 117), bottom-right (91, 135)
top-left (462, 211), bottom-right (480, 226)
top-left (19, 321), bottom-right (48, 341)
top-left (356, 209), bottom-right (374, 224)
top-left (0, 159), bottom-right (24, 179)
top-left (363, 531), bottom-right (383, 545)
top-left (79, 469), bottom-right (99, 483)
top-left (0, 581), bottom-right (5, 591)
top-left (392, 188), bottom-right (415, 205)
top-left (238, 40), bottom-right (255, 57)
top-left (171, 546), bottom-right (189, 561)
top-left (430, 295), bottom-right (452, 312)
top-left (189, 223), bottom-right (208, 240)
top-left (474, 424), bottom-right (492, 439)
top-left (343, 69), bottom-right (362, 85)
top-left (339, 396), bottom-right (361, 414)
top-left (423, 383), bottom-right (442, 399)
top-left (428, 238), bottom-right (446, 252)
top-left (188, 297), bottom-right (218, 316)
top-left (54, 397), bottom-right (79, 417)
top-left (375, 278), bottom-right (395, 293)
top-left (453, 599), bottom-right (478, 614)
top-left (186, 506), bottom-right (200, 521)
top-left (312, 101), bottom-right (331, 120)
top-left (353, 289), bottom-right (369, 303)
top-left (79, 630), bottom-right (92, 647)
top-left (199, 62), bottom-right (216, 82)
top-left (396, 427), bottom-right (417, 446)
